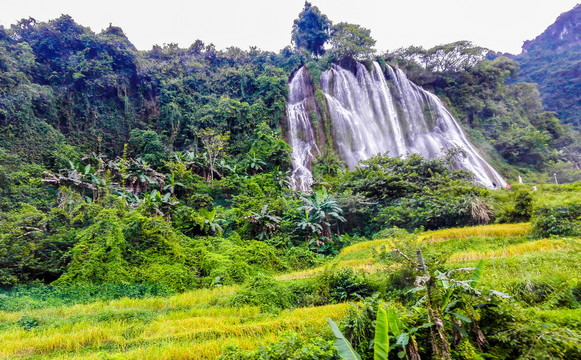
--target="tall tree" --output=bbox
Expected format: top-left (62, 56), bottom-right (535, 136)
top-left (291, 2), bottom-right (331, 57)
top-left (199, 128), bottom-right (230, 181)
top-left (329, 22), bottom-right (376, 60)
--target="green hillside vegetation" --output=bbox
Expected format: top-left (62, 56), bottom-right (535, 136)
top-left (0, 2), bottom-right (580, 359)
top-left (1, 221), bottom-right (579, 359)
top-left (515, 4), bottom-right (581, 128)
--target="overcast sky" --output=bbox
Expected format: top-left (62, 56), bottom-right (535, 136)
top-left (0, 1), bottom-right (578, 54)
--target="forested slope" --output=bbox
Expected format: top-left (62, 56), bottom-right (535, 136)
top-left (515, 4), bottom-right (581, 127)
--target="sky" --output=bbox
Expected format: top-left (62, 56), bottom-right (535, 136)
top-left (0, 0), bottom-right (578, 54)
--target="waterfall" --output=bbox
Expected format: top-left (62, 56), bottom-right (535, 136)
top-left (286, 61), bottom-right (506, 190)
top-left (286, 67), bottom-right (319, 192)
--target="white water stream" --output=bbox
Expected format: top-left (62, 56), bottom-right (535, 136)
top-left (286, 62), bottom-right (506, 191)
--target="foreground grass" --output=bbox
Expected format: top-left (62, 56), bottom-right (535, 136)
top-left (2, 222), bottom-right (578, 359)
top-left (0, 285), bottom-right (348, 359)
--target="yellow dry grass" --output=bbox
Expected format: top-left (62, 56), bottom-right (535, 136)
top-left (0, 297), bottom-right (348, 360)
top-left (278, 223), bottom-right (532, 281)
top-left (339, 238), bottom-right (393, 255)
top-left (422, 223), bottom-right (531, 242)
top-left (339, 223), bottom-right (530, 256)
top-left (275, 258), bottom-right (381, 280)
top-left (447, 238), bottom-right (578, 262)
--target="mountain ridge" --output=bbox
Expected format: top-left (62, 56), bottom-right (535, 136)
top-left (515, 4), bottom-right (581, 126)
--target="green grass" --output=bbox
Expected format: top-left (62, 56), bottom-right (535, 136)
top-left (0, 222), bottom-right (578, 359)
top-left (0, 285), bottom-right (349, 359)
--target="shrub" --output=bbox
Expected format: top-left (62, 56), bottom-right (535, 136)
top-left (230, 274), bottom-right (294, 311)
top-left (337, 294), bottom-right (383, 359)
top-left (287, 278), bottom-right (330, 307)
top-left (317, 267), bottom-right (373, 303)
top-left (505, 279), bottom-right (580, 308)
top-left (284, 246), bottom-right (323, 270)
top-left (495, 189), bottom-right (534, 223)
top-left (218, 332), bottom-right (339, 360)
top-left (481, 304), bottom-right (581, 359)
top-left (531, 202), bottom-right (581, 237)
top-left (17, 314), bottom-right (40, 330)
top-left (190, 237), bottom-right (285, 286)
top-left (372, 226), bottom-right (411, 240)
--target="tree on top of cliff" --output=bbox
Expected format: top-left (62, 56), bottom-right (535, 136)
top-left (329, 22), bottom-right (376, 60)
top-left (291, 2), bottom-right (331, 57)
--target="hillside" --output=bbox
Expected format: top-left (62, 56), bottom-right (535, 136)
top-left (515, 4), bottom-right (581, 127)
top-left (1, 222), bottom-right (579, 359)
top-left (0, 13), bottom-right (572, 177)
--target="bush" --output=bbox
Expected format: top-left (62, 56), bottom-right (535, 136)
top-left (372, 226), bottom-right (411, 240)
top-left (338, 294), bottom-right (383, 359)
top-left (317, 267), bottom-right (373, 303)
top-left (190, 237), bottom-right (286, 286)
top-left (505, 279), bottom-right (579, 308)
top-left (495, 189), bottom-right (534, 223)
top-left (284, 246), bottom-right (323, 270)
top-left (531, 202), bottom-right (581, 237)
top-left (218, 332), bottom-right (339, 360)
top-left (481, 304), bottom-right (581, 359)
top-left (17, 314), bottom-right (40, 330)
top-left (230, 274), bottom-right (294, 311)
top-left (287, 278), bottom-right (330, 307)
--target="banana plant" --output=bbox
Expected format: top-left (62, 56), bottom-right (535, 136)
top-left (163, 172), bottom-right (184, 195)
top-left (139, 189), bottom-right (178, 218)
top-left (299, 188), bottom-right (346, 243)
top-left (386, 309), bottom-right (430, 360)
top-left (328, 305), bottom-right (390, 360)
top-left (374, 307), bottom-right (389, 360)
top-left (197, 208), bottom-right (225, 236)
top-left (247, 205), bottom-right (281, 240)
top-left (296, 209), bottom-right (324, 247)
top-left (327, 317), bottom-right (361, 360)
top-left (245, 151), bottom-right (266, 175)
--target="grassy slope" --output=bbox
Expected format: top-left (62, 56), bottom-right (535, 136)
top-left (0, 286), bottom-right (348, 359)
top-left (1, 223), bottom-right (579, 359)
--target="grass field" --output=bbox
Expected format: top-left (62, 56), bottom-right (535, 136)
top-left (0, 286), bottom-right (349, 359)
top-left (1, 222), bottom-right (579, 359)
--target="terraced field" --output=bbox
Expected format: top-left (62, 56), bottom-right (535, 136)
top-left (1, 222), bottom-right (579, 359)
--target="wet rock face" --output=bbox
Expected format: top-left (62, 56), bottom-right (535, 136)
top-left (286, 67), bottom-right (320, 192)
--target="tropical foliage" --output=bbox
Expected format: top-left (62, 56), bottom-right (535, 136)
top-left (0, 4), bottom-right (579, 360)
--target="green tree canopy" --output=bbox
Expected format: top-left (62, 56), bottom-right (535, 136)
top-left (329, 22), bottom-right (376, 60)
top-left (291, 2), bottom-right (331, 57)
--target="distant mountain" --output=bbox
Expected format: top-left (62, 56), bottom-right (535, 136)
top-left (515, 4), bottom-right (581, 127)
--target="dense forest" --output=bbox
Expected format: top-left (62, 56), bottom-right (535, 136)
top-left (0, 2), bottom-right (580, 359)
top-left (515, 4), bottom-right (580, 128)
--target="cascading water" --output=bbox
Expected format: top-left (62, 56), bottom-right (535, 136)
top-left (286, 67), bottom-right (319, 192)
top-left (286, 61), bottom-right (506, 190)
